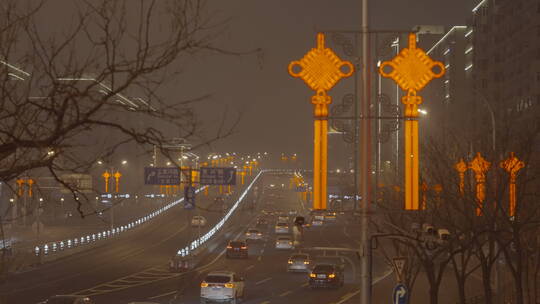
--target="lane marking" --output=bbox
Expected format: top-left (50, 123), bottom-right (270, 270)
top-left (333, 268), bottom-right (394, 304)
top-left (245, 265), bottom-right (255, 271)
top-left (279, 290), bottom-right (293, 297)
top-left (255, 277), bottom-right (272, 285)
top-left (301, 282), bottom-right (308, 287)
top-left (257, 256), bottom-right (262, 261)
top-left (260, 301), bottom-right (271, 304)
top-left (148, 290), bottom-right (177, 299)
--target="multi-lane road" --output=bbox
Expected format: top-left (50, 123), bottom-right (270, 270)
top-left (0, 172), bottom-right (391, 304)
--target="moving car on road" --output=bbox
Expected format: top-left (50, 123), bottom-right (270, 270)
top-left (308, 264), bottom-right (344, 289)
top-left (200, 271), bottom-right (245, 304)
top-left (226, 240), bottom-right (248, 259)
top-left (191, 215), bottom-right (207, 227)
top-left (287, 253), bottom-right (312, 272)
top-left (275, 222), bottom-right (289, 234)
top-left (275, 236), bottom-right (294, 250)
top-left (324, 212), bottom-right (337, 221)
top-left (38, 295), bottom-right (94, 304)
top-left (245, 228), bottom-right (263, 241)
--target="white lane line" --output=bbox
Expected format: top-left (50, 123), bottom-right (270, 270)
top-left (333, 268), bottom-right (394, 304)
top-left (301, 282), bottom-right (308, 287)
top-left (148, 290), bottom-right (177, 299)
top-left (246, 265), bottom-right (255, 271)
top-left (279, 290), bottom-right (293, 297)
top-left (255, 277), bottom-right (272, 285)
top-left (257, 256), bottom-right (262, 261)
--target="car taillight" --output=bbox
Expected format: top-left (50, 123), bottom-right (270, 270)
top-left (227, 245), bottom-right (232, 249)
top-left (288, 260), bottom-right (293, 264)
top-left (201, 282), bottom-right (208, 287)
top-left (257, 233), bottom-right (262, 235)
top-left (289, 242), bottom-right (292, 245)
top-left (328, 273), bottom-right (336, 278)
top-left (241, 246), bottom-right (247, 249)
top-left (304, 261), bottom-right (310, 264)
top-left (246, 233), bottom-right (251, 235)
top-left (225, 283), bottom-right (234, 288)
top-left (309, 273), bottom-right (316, 278)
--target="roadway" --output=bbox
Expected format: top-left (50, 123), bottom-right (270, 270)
top-left (1, 172), bottom-right (391, 304)
top-left (0, 174), bottom-right (259, 304)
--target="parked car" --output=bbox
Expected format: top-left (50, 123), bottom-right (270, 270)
top-left (200, 271), bottom-right (245, 304)
top-left (38, 295), bottom-right (94, 304)
top-left (226, 240), bottom-right (248, 259)
top-left (191, 215), bottom-right (207, 227)
top-left (287, 253), bottom-right (312, 272)
top-left (275, 236), bottom-right (294, 250)
top-left (308, 264), bottom-right (345, 289)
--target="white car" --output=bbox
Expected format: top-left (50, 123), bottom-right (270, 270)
top-left (200, 271), bottom-right (245, 304)
top-left (275, 236), bottom-right (294, 250)
top-left (287, 253), bottom-right (312, 272)
top-left (278, 216), bottom-right (289, 223)
top-left (245, 228), bottom-right (263, 241)
top-left (275, 222), bottom-right (289, 234)
top-left (288, 210), bottom-right (298, 216)
top-left (191, 215), bottom-right (207, 227)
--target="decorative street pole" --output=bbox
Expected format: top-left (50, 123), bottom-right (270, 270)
top-left (500, 152), bottom-right (524, 217)
top-left (113, 171), bottom-right (122, 193)
top-left (288, 33), bottom-right (354, 210)
top-left (102, 171), bottom-right (111, 193)
top-left (468, 152), bottom-right (491, 216)
top-left (455, 158), bottom-right (468, 196)
top-left (379, 33), bottom-right (445, 210)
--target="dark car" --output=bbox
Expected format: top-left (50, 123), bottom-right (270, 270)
top-left (226, 240), bottom-right (248, 258)
top-left (308, 264), bottom-right (344, 289)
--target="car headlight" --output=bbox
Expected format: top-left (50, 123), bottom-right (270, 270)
top-left (304, 261), bottom-right (310, 264)
top-left (328, 273), bottom-right (336, 278)
top-left (225, 283), bottom-right (234, 288)
top-left (201, 282), bottom-right (208, 287)
top-left (288, 260), bottom-right (293, 264)
top-left (309, 273), bottom-right (316, 278)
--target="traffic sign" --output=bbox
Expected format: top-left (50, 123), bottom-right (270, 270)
top-left (199, 167), bottom-right (236, 185)
top-left (184, 186), bottom-right (196, 209)
top-left (393, 283), bottom-right (408, 304)
top-left (144, 167), bottom-right (180, 185)
top-left (392, 257), bottom-right (407, 282)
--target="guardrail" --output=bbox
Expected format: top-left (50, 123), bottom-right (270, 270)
top-left (177, 170), bottom-right (265, 256)
top-left (33, 187), bottom-right (207, 257)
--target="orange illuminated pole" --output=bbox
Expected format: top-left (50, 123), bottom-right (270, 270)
top-left (228, 185), bottom-right (231, 194)
top-left (454, 158), bottom-right (468, 196)
top-left (16, 179), bottom-right (24, 197)
top-left (219, 185), bottom-right (223, 194)
top-left (421, 181), bottom-right (428, 210)
top-left (113, 171), bottom-right (122, 193)
top-left (102, 171), bottom-right (111, 193)
top-left (27, 179), bottom-right (34, 197)
top-left (379, 33), bottom-right (445, 210)
top-left (500, 152), bottom-right (524, 217)
top-left (288, 33), bottom-right (353, 210)
top-left (468, 152), bottom-right (491, 216)
top-left (239, 171), bottom-right (246, 185)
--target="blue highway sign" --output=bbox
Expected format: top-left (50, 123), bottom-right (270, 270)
top-left (393, 283), bottom-right (408, 304)
top-left (144, 167), bottom-right (180, 185)
top-left (199, 167), bottom-right (236, 185)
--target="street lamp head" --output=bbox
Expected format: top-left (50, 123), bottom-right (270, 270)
top-left (121, 160), bottom-right (128, 165)
top-left (39, 198), bottom-right (43, 202)
top-left (97, 160), bottom-right (103, 165)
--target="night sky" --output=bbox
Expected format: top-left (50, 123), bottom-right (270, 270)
top-left (178, 0), bottom-right (477, 161)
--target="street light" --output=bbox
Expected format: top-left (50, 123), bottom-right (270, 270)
top-left (121, 160), bottom-right (128, 165)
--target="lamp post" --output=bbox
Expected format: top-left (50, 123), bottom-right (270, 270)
top-left (97, 160), bottom-right (128, 230)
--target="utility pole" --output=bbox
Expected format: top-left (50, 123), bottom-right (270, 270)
top-left (359, 0), bottom-right (372, 303)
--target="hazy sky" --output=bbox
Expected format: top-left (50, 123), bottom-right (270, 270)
top-left (165, 0), bottom-right (477, 161)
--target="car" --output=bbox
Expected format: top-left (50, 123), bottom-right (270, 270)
top-left (200, 271), bottom-right (245, 304)
top-left (310, 218), bottom-right (323, 227)
top-left (245, 228), bottom-right (263, 241)
top-left (256, 218), bottom-right (268, 225)
top-left (324, 212), bottom-right (337, 221)
top-left (275, 222), bottom-right (289, 234)
top-left (275, 236), bottom-right (294, 250)
top-left (287, 253), bottom-right (312, 272)
top-left (191, 215), bottom-right (207, 227)
top-left (288, 210), bottom-right (298, 216)
top-left (38, 295), bottom-right (95, 304)
top-left (277, 216), bottom-right (289, 223)
top-left (309, 264), bottom-right (345, 289)
top-left (226, 240), bottom-right (248, 258)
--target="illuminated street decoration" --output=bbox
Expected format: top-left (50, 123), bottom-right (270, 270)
top-left (454, 158), bottom-right (467, 196)
top-left (288, 33), bottom-right (354, 210)
top-left (379, 33), bottom-right (445, 210)
top-left (468, 152), bottom-right (491, 216)
top-left (113, 171), bottom-right (122, 193)
top-left (500, 152), bottom-right (524, 217)
top-left (102, 171), bottom-right (111, 193)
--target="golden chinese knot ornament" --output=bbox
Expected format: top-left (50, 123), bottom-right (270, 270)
top-left (378, 33), bottom-right (445, 211)
top-left (288, 33), bottom-right (354, 210)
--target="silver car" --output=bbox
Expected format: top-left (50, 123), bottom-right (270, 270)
top-left (245, 228), bottom-right (263, 241)
top-left (275, 236), bottom-right (294, 250)
top-left (275, 222), bottom-right (289, 234)
top-left (287, 253), bottom-right (312, 272)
